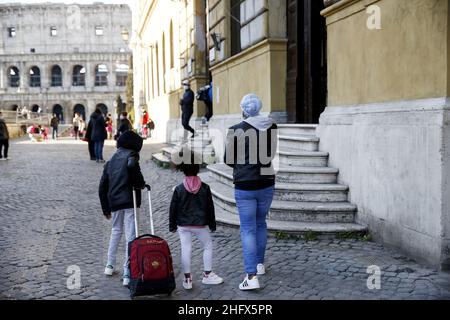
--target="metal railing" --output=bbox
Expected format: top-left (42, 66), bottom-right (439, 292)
top-left (0, 110), bottom-right (51, 125)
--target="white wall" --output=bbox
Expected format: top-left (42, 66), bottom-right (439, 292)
top-left (318, 97), bottom-right (450, 269)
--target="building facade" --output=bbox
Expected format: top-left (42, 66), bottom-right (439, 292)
top-left (131, 0), bottom-right (209, 142)
top-left (0, 3), bottom-right (132, 123)
top-left (133, 0), bottom-right (450, 269)
top-left (320, 0), bottom-right (450, 269)
top-left (132, 0), bottom-right (326, 150)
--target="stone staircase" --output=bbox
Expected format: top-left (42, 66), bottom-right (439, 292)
top-left (152, 122), bottom-right (216, 167)
top-left (199, 124), bottom-right (367, 238)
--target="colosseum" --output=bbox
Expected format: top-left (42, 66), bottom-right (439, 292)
top-left (0, 2), bottom-right (131, 123)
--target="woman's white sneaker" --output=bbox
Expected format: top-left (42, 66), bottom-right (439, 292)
top-left (183, 277), bottom-right (193, 290)
top-left (239, 275), bottom-right (260, 291)
top-left (202, 272), bottom-right (224, 285)
top-left (104, 265), bottom-right (114, 276)
top-left (257, 264), bottom-right (266, 275)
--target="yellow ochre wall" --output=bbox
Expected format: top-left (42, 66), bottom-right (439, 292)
top-left (211, 39), bottom-right (287, 115)
top-left (323, 0), bottom-right (449, 106)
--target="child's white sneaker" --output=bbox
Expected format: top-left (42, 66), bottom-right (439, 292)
top-left (239, 275), bottom-right (260, 291)
top-left (202, 272), bottom-right (223, 285)
top-left (123, 276), bottom-right (130, 287)
top-left (257, 264), bottom-right (266, 275)
top-left (183, 277), bottom-right (193, 290)
top-left (104, 265), bottom-right (114, 276)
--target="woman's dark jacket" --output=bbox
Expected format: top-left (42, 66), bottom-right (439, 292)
top-left (224, 121), bottom-right (278, 190)
top-left (0, 119), bottom-right (9, 140)
top-left (89, 113), bottom-right (107, 142)
top-left (99, 131), bottom-right (146, 215)
top-left (169, 183), bottom-right (216, 232)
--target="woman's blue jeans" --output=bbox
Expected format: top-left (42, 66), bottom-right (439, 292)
top-left (235, 185), bottom-right (275, 275)
top-left (94, 140), bottom-right (104, 161)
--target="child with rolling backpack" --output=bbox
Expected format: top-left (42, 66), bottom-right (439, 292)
top-left (99, 130), bottom-right (146, 287)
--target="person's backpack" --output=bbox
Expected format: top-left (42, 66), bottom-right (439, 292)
top-left (128, 186), bottom-right (176, 298)
top-left (146, 119), bottom-right (155, 130)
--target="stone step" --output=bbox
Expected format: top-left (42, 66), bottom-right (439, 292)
top-left (214, 206), bottom-right (367, 238)
top-left (208, 180), bottom-right (357, 223)
top-left (152, 152), bottom-right (171, 168)
top-left (277, 124), bottom-right (317, 137)
top-left (200, 170), bottom-right (348, 202)
top-left (279, 134), bottom-right (319, 151)
top-left (278, 150), bottom-right (329, 167)
top-left (208, 163), bottom-right (338, 185)
top-left (162, 146), bottom-right (178, 158)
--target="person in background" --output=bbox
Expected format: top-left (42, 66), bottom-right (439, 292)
top-left (0, 112), bottom-right (10, 161)
top-left (180, 80), bottom-right (196, 139)
top-left (141, 110), bottom-right (149, 139)
top-left (73, 113), bottom-right (81, 140)
top-left (79, 118), bottom-right (86, 139)
top-left (85, 113), bottom-right (96, 161)
top-left (90, 109), bottom-right (107, 163)
top-left (114, 112), bottom-right (132, 141)
top-left (50, 114), bottom-right (59, 140)
top-left (106, 114), bottom-right (113, 140)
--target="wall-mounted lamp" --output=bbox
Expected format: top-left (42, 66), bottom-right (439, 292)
top-left (211, 33), bottom-right (221, 51)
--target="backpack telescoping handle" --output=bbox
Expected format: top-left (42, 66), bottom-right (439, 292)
top-left (133, 185), bottom-right (154, 237)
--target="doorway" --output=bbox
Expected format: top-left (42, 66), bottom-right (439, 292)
top-left (73, 104), bottom-right (86, 121)
top-left (286, 0), bottom-right (327, 124)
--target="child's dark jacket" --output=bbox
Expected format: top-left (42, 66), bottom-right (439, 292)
top-left (99, 131), bottom-right (145, 215)
top-left (169, 183), bottom-right (216, 232)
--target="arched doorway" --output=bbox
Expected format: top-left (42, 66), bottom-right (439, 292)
top-left (53, 104), bottom-right (64, 123)
top-left (31, 105), bottom-right (40, 112)
top-left (96, 103), bottom-right (108, 116)
top-left (73, 104), bottom-right (86, 120)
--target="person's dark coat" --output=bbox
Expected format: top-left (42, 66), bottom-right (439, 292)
top-left (115, 118), bottom-right (132, 140)
top-left (50, 117), bottom-right (59, 129)
top-left (180, 89), bottom-right (195, 114)
top-left (0, 119), bottom-right (9, 140)
top-left (89, 112), bottom-right (107, 142)
top-left (99, 131), bottom-right (146, 215)
top-left (169, 183), bottom-right (216, 232)
top-left (224, 120), bottom-right (278, 190)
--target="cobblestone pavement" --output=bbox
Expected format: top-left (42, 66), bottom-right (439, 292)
top-left (1, 137), bottom-right (450, 300)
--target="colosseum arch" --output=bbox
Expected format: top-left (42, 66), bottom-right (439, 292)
top-left (51, 65), bottom-right (63, 87)
top-left (7, 66), bottom-right (20, 87)
top-left (72, 65), bottom-right (86, 86)
top-left (73, 104), bottom-right (86, 120)
top-left (29, 66), bottom-right (41, 87)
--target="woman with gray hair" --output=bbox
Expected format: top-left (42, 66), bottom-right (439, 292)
top-left (224, 94), bottom-right (278, 290)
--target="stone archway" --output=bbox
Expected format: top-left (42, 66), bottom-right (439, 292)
top-left (73, 104), bottom-right (86, 120)
top-left (96, 103), bottom-right (108, 117)
top-left (53, 104), bottom-right (64, 123)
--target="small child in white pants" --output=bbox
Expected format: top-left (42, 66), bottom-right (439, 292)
top-left (169, 152), bottom-right (223, 289)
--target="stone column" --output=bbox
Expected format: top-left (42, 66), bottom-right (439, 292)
top-left (85, 62), bottom-right (93, 89)
top-left (0, 62), bottom-right (4, 90)
top-left (63, 61), bottom-right (72, 90)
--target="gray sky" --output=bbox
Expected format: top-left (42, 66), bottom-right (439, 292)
top-left (0, 0), bottom-right (130, 4)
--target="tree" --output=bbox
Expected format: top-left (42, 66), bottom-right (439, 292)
top-left (125, 55), bottom-right (135, 124)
